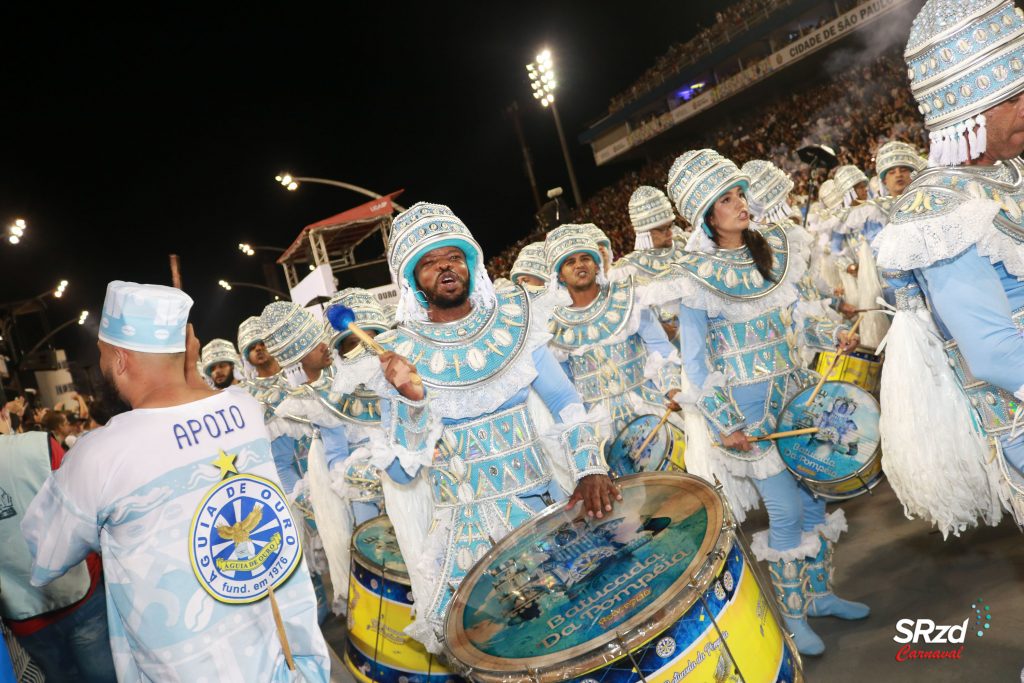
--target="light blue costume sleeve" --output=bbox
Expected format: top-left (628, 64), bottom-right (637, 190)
top-left (679, 304), bottom-right (710, 391)
top-left (21, 462), bottom-right (99, 586)
top-left (319, 424), bottom-right (349, 470)
top-left (638, 309), bottom-right (677, 359)
top-left (531, 346), bottom-right (582, 421)
top-left (271, 435), bottom-right (301, 493)
top-left (921, 246), bottom-right (1024, 394)
top-left (830, 231), bottom-right (845, 255)
top-left (530, 346), bottom-right (607, 480)
top-left (678, 303), bottom-right (746, 436)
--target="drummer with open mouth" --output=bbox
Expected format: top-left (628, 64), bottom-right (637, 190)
top-left (331, 202), bottom-right (619, 654)
top-left (666, 150), bottom-right (869, 657)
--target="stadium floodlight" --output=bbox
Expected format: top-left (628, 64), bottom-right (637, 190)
top-left (218, 280), bottom-right (233, 291)
top-left (78, 310), bottom-right (89, 325)
top-left (54, 280), bottom-right (69, 298)
top-left (525, 48), bottom-right (581, 207)
top-left (6, 218), bottom-right (26, 245)
top-left (238, 242), bottom-right (256, 256)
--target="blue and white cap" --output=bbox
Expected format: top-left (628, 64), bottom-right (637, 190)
top-left (237, 316), bottom-right (264, 357)
top-left (98, 280), bottom-right (192, 353)
top-left (875, 141), bottom-right (928, 180)
top-left (258, 301), bottom-right (328, 368)
top-left (833, 165), bottom-right (870, 207)
top-left (510, 242), bottom-right (549, 284)
top-left (667, 149), bottom-right (749, 237)
top-left (741, 160), bottom-right (796, 225)
top-left (387, 201), bottom-right (496, 323)
top-left (545, 224), bottom-right (604, 279)
top-left (325, 288), bottom-right (391, 350)
top-left (628, 186), bottom-right (675, 250)
top-left (200, 339), bottom-right (240, 377)
top-left (907, 0), bottom-right (1024, 165)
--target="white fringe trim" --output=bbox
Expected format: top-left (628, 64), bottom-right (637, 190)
top-left (750, 526), bottom-right (822, 563)
top-left (807, 509), bottom-right (847, 543)
top-left (874, 197), bottom-right (1019, 275)
top-left (878, 308), bottom-right (1004, 538)
top-left (680, 406), bottom-right (761, 524)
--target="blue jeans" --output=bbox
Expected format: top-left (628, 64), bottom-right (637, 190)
top-left (16, 584), bottom-right (116, 683)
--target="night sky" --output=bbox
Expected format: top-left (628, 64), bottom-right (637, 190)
top-left (1, 3), bottom-right (719, 371)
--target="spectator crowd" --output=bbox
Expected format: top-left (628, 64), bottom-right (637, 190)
top-left (487, 50), bottom-right (925, 280)
top-left (606, 0), bottom-right (854, 115)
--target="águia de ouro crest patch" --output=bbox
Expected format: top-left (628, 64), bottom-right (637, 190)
top-left (189, 471), bottom-right (302, 604)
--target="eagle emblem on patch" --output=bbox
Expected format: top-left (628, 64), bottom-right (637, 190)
top-left (189, 473), bottom-right (302, 604)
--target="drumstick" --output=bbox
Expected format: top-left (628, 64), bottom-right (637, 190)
top-left (748, 427), bottom-right (820, 442)
top-left (634, 408), bottom-right (673, 460)
top-left (716, 427), bottom-right (820, 447)
top-left (804, 315), bottom-right (864, 406)
top-left (267, 583), bottom-right (296, 671)
top-left (327, 304), bottom-right (423, 389)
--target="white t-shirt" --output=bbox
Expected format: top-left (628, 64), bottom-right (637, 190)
top-left (22, 386), bottom-right (329, 682)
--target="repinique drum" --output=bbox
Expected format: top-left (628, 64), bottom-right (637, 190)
top-left (775, 381), bottom-right (883, 501)
top-left (346, 516), bottom-right (462, 683)
top-left (444, 472), bottom-right (802, 683)
top-left (608, 414), bottom-right (686, 473)
top-left (813, 349), bottom-right (882, 393)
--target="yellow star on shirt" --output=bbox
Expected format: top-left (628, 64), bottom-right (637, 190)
top-left (211, 449), bottom-right (239, 480)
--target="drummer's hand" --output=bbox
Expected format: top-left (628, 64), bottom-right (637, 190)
top-left (720, 429), bottom-right (752, 452)
top-left (666, 389), bottom-right (682, 412)
top-left (567, 474), bottom-right (622, 519)
top-left (837, 331), bottom-right (859, 354)
top-left (833, 286), bottom-right (845, 297)
top-left (846, 263), bottom-right (859, 276)
top-left (380, 351), bottom-right (425, 401)
top-left (837, 301), bottom-right (857, 319)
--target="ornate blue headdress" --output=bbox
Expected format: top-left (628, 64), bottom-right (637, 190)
top-left (200, 339), bottom-right (240, 377)
top-left (667, 149), bottom-right (749, 238)
top-left (325, 287), bottom-right (390, 350)
top-left (906, 0), bottom-right (1024, 165)
top-left (628, 186), bottom-right (675, 249)
top-left (875, 141), bottom-right (928, 181)
top-left (510, 242), bottom-right (549, 284)
top-left (388, 202), bottom-right (496, 323)
top-left (741, 160), bottom-right (796, 225)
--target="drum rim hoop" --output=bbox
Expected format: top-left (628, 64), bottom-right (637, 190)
top-left (351, 515), bottom-right (411, 583)
top-left (776, 380), bottom-right (882, 482)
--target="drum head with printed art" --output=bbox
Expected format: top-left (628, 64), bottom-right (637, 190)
top-left (444, 473), bottom-right (724, 680)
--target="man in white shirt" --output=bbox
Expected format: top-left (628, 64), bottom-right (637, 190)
top-left (21, 281), bottom-right (330, 682)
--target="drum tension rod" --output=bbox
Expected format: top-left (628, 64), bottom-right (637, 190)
top-left (692, 586), bottom-right (748, 683)
top-left (614, 632), bottom-right (649, 683)
top-left (527, 666), bottom-right (541, 683)
top-left (856, 474), bottom-right (873, 496)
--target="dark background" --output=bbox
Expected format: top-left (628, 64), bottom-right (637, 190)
top-left (0, 3), bottom-right (720, 372)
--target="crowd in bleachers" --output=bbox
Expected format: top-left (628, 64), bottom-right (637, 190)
top-left (487, 51), bottom-right (925, 280)
top-left (606, 0), bottom-right (826, 115)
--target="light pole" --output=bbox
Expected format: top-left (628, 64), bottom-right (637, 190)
top-left (22, 311), bottom-right (90, 360)
top-left (274, 174), bottom-right (407, 211)
top-left (527, 49), bottom-right (583, 208)
top-left (6, 218), bottom-right (26, 245)
top-left (238, 243), bottom-right (285, 257)
top-left (218, 280), bottom-right (289, 300)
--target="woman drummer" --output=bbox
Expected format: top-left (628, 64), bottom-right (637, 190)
top-left (666, 149), bottom-right (869, 656)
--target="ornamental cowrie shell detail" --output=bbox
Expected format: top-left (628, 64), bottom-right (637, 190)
top-left (466, 348), bottom-right (486, 371)
top-left (395, 340), bottom-right (415, 357)
top-left (429, 350), bottom-right (447, 374)
top-left (492, 328), bottom-right (513, 347)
